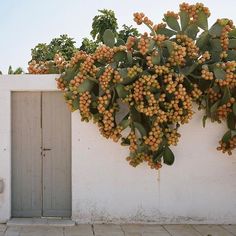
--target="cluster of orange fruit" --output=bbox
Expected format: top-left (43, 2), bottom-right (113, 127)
top-left (28, 2), bottom-right (236, 169)
top-left (179, 2), bottom-right (210, 22)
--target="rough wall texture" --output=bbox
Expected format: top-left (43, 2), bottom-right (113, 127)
top-left (72, 110), bottom-right (236, 224)
top-left (0, 75), bottom-right (236, 224)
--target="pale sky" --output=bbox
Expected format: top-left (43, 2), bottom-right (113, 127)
top-left (1, 0), bottom-right (235, 73)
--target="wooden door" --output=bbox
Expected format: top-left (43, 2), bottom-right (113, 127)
top-left (11, 92), bottom-right (71, 218)
top-left (11, 92), bottom-right (42, 217)
top-left (42, 92), bottom-right (71, 217)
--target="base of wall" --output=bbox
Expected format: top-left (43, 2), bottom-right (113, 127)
top-left (73, 217), bottom-right (236, 225)
top-left (7, 218), bottom-right (75, 227)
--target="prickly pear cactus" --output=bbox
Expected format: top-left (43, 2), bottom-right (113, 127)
top-left (47, 3), bottom-right (236, 170)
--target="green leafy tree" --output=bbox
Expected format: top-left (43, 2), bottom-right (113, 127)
top-left (30, 35), bottom-right (77, 63)
top-left (29, 10), bottom-right (140, 60)
top-left (81, 11), bottom-right (139, 53)
top-left (48, 34), bottom-right (77, 61)
top-left (31, 43), bottom-right (51, 62)
top-left (13, 67), bottom-right (24, 74)
top-left (28, 9), bottom-right (140, 72)
top-left (79, 38), bottom-right (99, 53)
top-left (118, 24), bottom-right (140, 42)
top-left (8, 65), bottom-right (24, 74)
top-left (91, 9), bottom-right (118, 42)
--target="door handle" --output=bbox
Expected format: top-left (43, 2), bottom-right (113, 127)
top-left (42, 148), bottom-right (52, 151)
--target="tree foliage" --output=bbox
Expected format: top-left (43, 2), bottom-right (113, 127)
top-left (8, 66), bottom-right (24, 74)
top-left (90, 9), bottom-right (118, 41)
top-left (28, 9), bottom-right (139, 72)
top-left (118, 24), bottom-right (140, 42)
top-left (79, 38), bottom-right (99, 54)
top-left (30, 34), bottom-right (77, 62)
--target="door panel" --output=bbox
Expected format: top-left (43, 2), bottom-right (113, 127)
top-left (42, 92), bottom-right (71, 217)
top-left (11, 92), bottom-right (42, 217)
top-left (12, 92), bottom-right (71, 218)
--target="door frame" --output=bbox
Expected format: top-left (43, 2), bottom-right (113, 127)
top-left (11, 91), bottom-right (72, 218)
top-left (0, 75), bottom-right (73, 221)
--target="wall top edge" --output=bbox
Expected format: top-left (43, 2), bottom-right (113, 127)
top-left (0, 74), bottom-right (60, 79)
top-left (0, 75), bottom-right (60, 91)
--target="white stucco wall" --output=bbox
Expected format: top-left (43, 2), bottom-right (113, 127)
top-left (0, 75), bottom-right (236, 224)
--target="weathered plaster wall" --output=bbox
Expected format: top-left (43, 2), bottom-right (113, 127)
top-left (72, 110), bottom-right (236, 224)
top-left (0, 75), bottom-right (236, 224)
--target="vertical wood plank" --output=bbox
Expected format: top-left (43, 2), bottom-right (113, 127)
top-left (11, 92), bottom-right (42, 217)
top-left (42, 92), bottom-right (71, 217)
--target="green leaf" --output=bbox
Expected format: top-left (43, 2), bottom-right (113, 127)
top-left (96, 67), bottom-right (105, 78)
top-left (229, 39), bottom-right (236, 49)
top-left (91, 101), bottom-right (98, 109)
top-left (130, 106), bottom-right (141, 122)
top-left (156, 28), bottom-right (176, 37)
top-left (222, 130), bottom-right (231, 143)
top-left (121, 137), bottom-right (130, 146)
top-left (221, 87), bottom-right (231, 105)
top-left (226, 50), bottom-right (236, 60)
top-left (165, 16), bottom-right (180, 31)
top-left (134, 122), bottom-right (147, 137)
top-left (196, 11), bottom-right (208, 30)
top-left (219, 19), bottom-right (230, 26)
top-left (233, 103), bottom-right (236, 116)
top-left (210, 39), bottom-right (222, 51)
top-left (62, 67), bottom-right (77, 82)
top-left (78, 79), bottom-right (95, 93)
top-left (196, 31), bottom-right (209, 50)
top-left (210, 51), bottom-right (221, 63)
top-left (179, 11), bottom-right (190, 31)
top-left (127, 51), bottom-right (133, 65)
top-left (180, 63), bottom-right (198, 76)
top-left (48, 62), bottom-right (58, 74)
top-left (148, 39), bottom-right (156, 52)
top-left (229, 29), bottom-right (236, 38)
top-left (153, 148), bottom-right (164, 162)
top-left (109, 62), bottom-right (117, 69)
top-left (227, 112), bottom-right (236, 130)
top-left (163, 146), bottom-right (175, 165)
top-left (113, 51), bottom-right (127, 63)
top-left (213, 66), bottom-right (226, 80)
top-left (210, 100), bottom-right (220, 115)
top-left (185, 24), bottom-right (199, 39)
top-left (119, 68), bottom-right (138, 85)
top-left (212, 85), bottom-right (220, 93)
top-left (72, 99), bottom-right (79, 110)
top-left (87, 76), bottom-right (99, 84)
top-left (209, 23), bottom-right (223, 37)
top-left (115, 84), bottom-right (129, 98)
top-left (103, 29), bottom-right (115, 47)
top-left (165, 41), bottom-right (174, 55)
top-left (151, 53), bottom-right (161, 65)
top-left (116, 38), bottom-right (125, 46)
top-left (119, 118), bottom-right (130, 129)
top-left (121, 76), bottom-right (137, 85)
top-left (118, 68), bottom-right (128, 78)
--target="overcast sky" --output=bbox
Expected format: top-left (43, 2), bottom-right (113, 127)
top-left (0, 0), bottom-right (235, 73)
